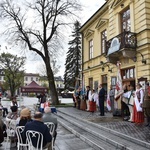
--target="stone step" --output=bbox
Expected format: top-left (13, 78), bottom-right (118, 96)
top-left (55, 110), bottom-right (150, 150)
top-left (57, 115), bottom-right (117, 150)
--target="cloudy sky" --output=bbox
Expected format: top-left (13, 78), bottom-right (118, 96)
top-left (54, 0), bottom-right (106, 76)
top-left (0, 0), bottom-right (106, 76)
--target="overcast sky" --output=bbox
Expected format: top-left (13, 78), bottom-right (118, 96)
top-left (54, 0), bottom-right (106, 77)
top-left (0, 0), bottom-right (106, 76)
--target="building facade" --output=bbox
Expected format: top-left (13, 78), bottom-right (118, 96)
top-left (24, 73), bottom-right (40, 86)
top-left (80, 0), bottom-right (150, 108)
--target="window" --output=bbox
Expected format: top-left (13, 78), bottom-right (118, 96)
top-left (121, 67), bottom-right (135, 79)
top-left (102, 75), bottom-right (107, 84)
top-left (94, 81), bottom-right (98, 92)
top-left (25, 77), bottom-right (28, 81)
top-left (101, 30), bottom-right (107, 54)
top-left (36, 78), bottom-right (38, 81)
top-left (89, 78), bottom-right (93, 90)
top-left (121, 8), bottom-right (130, 31)
top-left (31, 77), bottom-right (33, 81)
top-left (111, 77), bottom-right (116, 86)
top-left (89, 39), bottom-right (93, 59)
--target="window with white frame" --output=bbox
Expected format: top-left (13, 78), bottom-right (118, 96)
top-left (89, 39), bottom-right (93, 59)
top-left (121, 8), bottom-right (130, 32)
top-left (101, 30), bottom-right (107, 54)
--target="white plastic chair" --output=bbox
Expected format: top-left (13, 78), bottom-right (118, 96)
top-left (16, 126), bottom-right (29, 150)
top-left (4, 119), bottom-right (17, 150)
top-left (44, 122), bottom-right (55, 150)
top-left (26, 130), bottom-right (48, 150)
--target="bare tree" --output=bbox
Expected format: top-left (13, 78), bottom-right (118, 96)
top-left (37, 56), bottom-right (61, 76)
top-left (0, 0), bottom-right (81, 105)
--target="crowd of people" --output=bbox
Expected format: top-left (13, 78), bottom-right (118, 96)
top-left (0, 82), bottom-right (150, 148)
top-left (73, 82), bottom-right (150, 125)
top-left (0, 96), bottom-right (57, 149)
top-left (73, 84), bottom-right (106, 116)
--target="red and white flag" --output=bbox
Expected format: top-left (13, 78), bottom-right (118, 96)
top-left (114, 61), bottom-right (123, 108)
top-left (106, 93), bottom-right (111, 111)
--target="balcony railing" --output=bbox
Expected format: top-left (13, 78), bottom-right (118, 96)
top-left (106, 31), bottom-right (137, 56)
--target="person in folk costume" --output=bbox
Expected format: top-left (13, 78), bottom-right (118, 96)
top-left (143, 82), bottom-right (150, 127)
top-left (123, 84), bottom-right (135, 122)
top-left (109, 85), bottom-right (115, 113)
top-left (10, 97), bottom-right (18, 107)
top-left (89, 89), bottom-right (97, 112)
top-left (72, 92), bottom-right (77, 108)
top-left (85, 86), bottom-right (91, 111)
top-left (80, 87), bottom-right (87, 111)
top-left (98, 84), bottom-right (105, 116)
top-left (133, 83), bottom-right (145, 123)
top-left (76, 86), bottom-right (82, 110)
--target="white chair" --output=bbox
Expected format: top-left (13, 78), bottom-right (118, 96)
top-left (26, 130), bottom-right (48, 150)
top-left (16, 126), bottom-right (29, 150)
top-left (5, 119), bottom-right (17, 150)
top-left (4, 119), bottom-right (17, 150)
top-left (44, 122), bottom-right (55, 150)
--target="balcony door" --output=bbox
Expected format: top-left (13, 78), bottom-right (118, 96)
top-left (101, 75), bottom-right (107, 100)
top-left (89, 78), bottom-right (93, 90)
top-left (121, 8), bottom-right (131, 32)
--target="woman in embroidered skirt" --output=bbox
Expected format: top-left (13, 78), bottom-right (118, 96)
top-left (133, 83), bottom-right (145, 123)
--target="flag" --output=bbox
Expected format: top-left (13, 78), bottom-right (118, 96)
top-left (106, 93), bottom-right (111, 111)
top-left (114, 61), bottom-right (123, 108)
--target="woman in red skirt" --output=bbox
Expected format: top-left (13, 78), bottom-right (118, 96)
top-left (89, 89), bottom-right (97, 112)
top-left (133, 83), bottom-right (145, 123)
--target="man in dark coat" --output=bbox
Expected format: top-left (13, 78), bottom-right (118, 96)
top-left (98, 84), bottom-right (105, 116)
top-left (143, 82), bottom-right (150, 126)
top-left (23, 112), bottom-right (52, 149)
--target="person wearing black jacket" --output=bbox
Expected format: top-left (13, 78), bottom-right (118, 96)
top-left (0, 119), bottom-right (6, 147)
top-left (98, 84), bottom-right (105, 116)
top-left (23, 112), bottom-right (52, 149)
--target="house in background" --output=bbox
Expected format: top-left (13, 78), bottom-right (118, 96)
top-left (0, 71), bottom-right (64, 96)
top-left (24, 73), bottom-right (40, 86)
top-left (39, 75), bottom-right (64, 95)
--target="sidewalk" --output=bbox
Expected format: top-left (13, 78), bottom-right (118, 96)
top-left (57, 107), bottom-right (150, 143)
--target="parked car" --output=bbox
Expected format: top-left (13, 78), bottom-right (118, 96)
top-left (61, 90), bottom-right (74, 98)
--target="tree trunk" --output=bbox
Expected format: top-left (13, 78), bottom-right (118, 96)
top-left (46, 63), bottom-right (59, 105)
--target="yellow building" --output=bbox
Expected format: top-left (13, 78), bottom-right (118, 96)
top-left (80, 0), bottom-right (150, 110)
